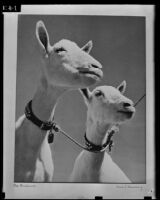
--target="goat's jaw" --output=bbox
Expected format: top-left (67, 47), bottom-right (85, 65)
top-left (78, 69), bottom-right (103, 88)
top-left (117, 109), bottom-right (135, 120)
top-left (79, 69), bottom-right (103, 79)
top-left (78, 67), bottom-right (103, 85)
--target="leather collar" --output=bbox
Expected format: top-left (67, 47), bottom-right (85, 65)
top-left (25, 100), bottom-right (58, 131)
top-left (84, 133), bottom-right (109, 152)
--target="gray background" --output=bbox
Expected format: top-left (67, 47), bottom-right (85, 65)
top-left (16, 15), bottom-right (146, 183)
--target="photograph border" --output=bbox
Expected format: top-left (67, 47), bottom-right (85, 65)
top-left (3, 5), bottom-right (155, 199)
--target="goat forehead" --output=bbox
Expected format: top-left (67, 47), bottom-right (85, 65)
top-left (93, 86), bottom-right (130, 103)
top-left (94, 86), bottom-right (121, 97)
top-left (54, 39), bottom-right (79, 50)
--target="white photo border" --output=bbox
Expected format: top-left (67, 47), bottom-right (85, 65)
top-left (3, 5), bottom-right (155, 199)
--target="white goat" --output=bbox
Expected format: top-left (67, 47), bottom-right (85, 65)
top-left (15, 20), bottom-right (103, 182)
top-left (70, 81), bottom-right (135, 183)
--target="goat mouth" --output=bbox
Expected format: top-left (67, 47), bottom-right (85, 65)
top-left (117, 110), bottom-right (134, 118)
top-left (79, 69), bottom-right (103, 79)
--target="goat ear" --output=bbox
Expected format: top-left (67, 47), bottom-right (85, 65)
top-left (117, 80), bottom-right (127, 94)
top-left (81, 40), bottom-right (93, 53)
top-left (79, 88), bottom-right (92, 106)
top-left (36, 21), bottom-right (50, 56)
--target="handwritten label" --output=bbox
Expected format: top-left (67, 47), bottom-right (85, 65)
top-left (2, 5), bottom-right (21, 12)
top-left (116, 185), bottom-right (143, 190)
top-left (14, 183), bottom-right (36, 187)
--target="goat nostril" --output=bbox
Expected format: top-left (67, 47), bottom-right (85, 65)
top-left (123, 102), bottom-right (131, 108)
top-left (91, 64), bottom-right (100, 69)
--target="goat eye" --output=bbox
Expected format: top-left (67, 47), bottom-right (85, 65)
top-left (54, 47), bottom-right (66, 54)
top-left (94, 90), bottom-right (104, 97)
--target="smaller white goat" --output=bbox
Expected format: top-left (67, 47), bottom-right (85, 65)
top-left (70, 81), bottom-right (135, 183)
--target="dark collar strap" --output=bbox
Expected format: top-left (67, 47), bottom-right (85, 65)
top-left (25, 100), bottom-right (54, 131)
top-left (24, 100), bottom-right (116, 150)
top-left (84, 133), bottom-right (109, 152)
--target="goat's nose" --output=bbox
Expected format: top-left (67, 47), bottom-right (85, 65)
top-left (86, 53), bottom-right (102, 69)
top-left (123, 102), bottom-right (132, 108)
top-left (90, 62), bottom-right (102, 69)
top-left (91, 64), bottom-right (100, 69)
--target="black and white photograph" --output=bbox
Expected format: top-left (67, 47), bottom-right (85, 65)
top-left (3, 5), bottom-right (154, 199)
